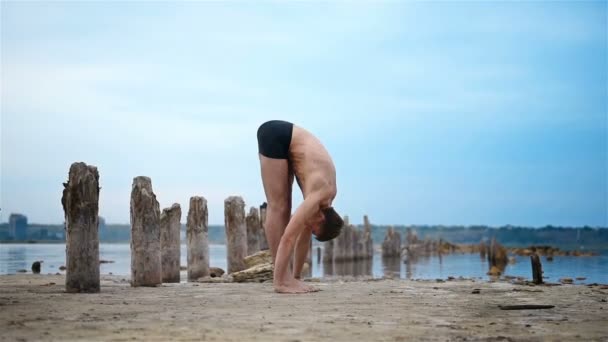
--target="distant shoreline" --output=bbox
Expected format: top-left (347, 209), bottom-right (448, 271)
top-left (0, 240), bottom-right (66, 244)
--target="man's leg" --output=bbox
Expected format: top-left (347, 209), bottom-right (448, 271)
top-left (259, 155), bottom-right (316, 293)
top-left (259, 154), bottom-right (293, 264)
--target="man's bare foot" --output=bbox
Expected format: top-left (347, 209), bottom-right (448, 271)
top-left (295, 278), bottom-right (320, 292)
top-left (274, 278), bottom-right (317, 294)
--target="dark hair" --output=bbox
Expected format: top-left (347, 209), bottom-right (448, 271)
top-left (314, 207), bottom-right (344, 242)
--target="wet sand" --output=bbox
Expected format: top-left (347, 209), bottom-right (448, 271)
top-left (1, 274), bottom-right (607, 341)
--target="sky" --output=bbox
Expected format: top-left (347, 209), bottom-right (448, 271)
top-left (1, 1), bottom-right (606, 227)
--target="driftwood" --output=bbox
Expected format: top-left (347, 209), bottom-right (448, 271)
top-left (231, 263), bottom-right (273, 283)
top-left (498, 305), bottom-right (555, 310)
top-left (209, 267), bottom-right (225, 278)
top-left (229, 250), bottom-right (274, 283)
top-left (244, 250), bottom-right (272, 269)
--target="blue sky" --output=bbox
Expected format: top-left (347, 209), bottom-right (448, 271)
top-left (1, 1), bottom-right (606, 226)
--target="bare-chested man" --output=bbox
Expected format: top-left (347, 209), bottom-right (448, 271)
top-left (257, 120), bottom-right (344, 294)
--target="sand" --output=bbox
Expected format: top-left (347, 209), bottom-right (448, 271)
top-left (1, 274), bottom-right (607, 341)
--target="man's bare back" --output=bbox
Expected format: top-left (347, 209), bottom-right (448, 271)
top-left (257, 120), bottom-right (341, 294)
top-left (289, 125), bottom-right (337, 203)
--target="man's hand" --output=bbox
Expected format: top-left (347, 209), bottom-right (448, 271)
top-left (273, 194), bottom-right (321, 293)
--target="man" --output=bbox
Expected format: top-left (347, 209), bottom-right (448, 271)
top-left (257, 120), bottom-right (343, 294)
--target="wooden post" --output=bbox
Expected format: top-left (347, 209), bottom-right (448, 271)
top-left (382, 227), bottom-right (393, 258)
top-left (364, 215), bottom-right (373, 259)
top-left (406, 227), bottom-right (418, 246)
top-left (531, 254), bottom-right (543, 284)
top-left (323, 240), bottom-right (334, 263)
top-left (225, 196), bottom-right (247, 273)
top-left (130, 176), bottom-right (162, 287)
top-left (307, 238), bottom-right (313, 265)
top-left (258, 202), bottom-right (269, 250)
top-left (187, 196), bottom-right (209, 281)
top-left (246, 207), bottom-right (261, 256)
top-left (160, 203), bottom-right (181, 283)
top-left (333, 224), bottom-right (346, 262)
top-left (317, 246), bottom-right (322, 264)
top-left (351, 227), bottom-right (361, 260)
top-left (323, 240), bottom-right (334, 276)
top-left (344, 225), bottom-right (354, 261)
top-left (295, 239), bottom-right (313, 279)
top-left (393, 228), bottom-right (402, 257)
top-left (479, 240), bottom-right (487, 259)
top-left (382, 226), bottom-right (401, 258)
top-left (363, 215), bottom-right (370, 232)
top-left (61, 162), bottom-right (100, 293)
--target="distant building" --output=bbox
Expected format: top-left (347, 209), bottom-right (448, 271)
top-left (9, 213), bottom-right (28, 240)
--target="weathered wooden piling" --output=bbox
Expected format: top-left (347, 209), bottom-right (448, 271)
top-left (130, 176), bottom-right (162, 287)
top-left (323, 240), bottom-right (334, 264)
top-left (351, 228), bottom-right (361, 260)
top-left (160, 203), bottom-right (181, 283)
top-left (406, 227), bottom-right (418, 246)
top-left (306, 239), bottom-right (313, 269)
top-left (258, 202), bottom-right (269, 250)
top-left (381, 226), bottom-right (402, 258)
top-left (331, 216), bottom-right (375, 263)
top-left (187, 196), bottom-right (209, 281)
top-left (344, 225), bottom-right (355, 261)
top-left (333, 223), bottom-right (349, 262)
top-left (383, 256), bottom-right (401, 278)
top-left (531, 253), bottom-right (543, 284)
top-left (487, 238), bottom-right (508, 276)
top-left (298, 239), bottom-right (313, 279)
top-left (363, 215), bottom-right (370, 231)
top-left (317, 246), bottom-right (322, 264)
top-left (479, 240), bottom-right (487, 259)
top-left (382, 227), bottom-right (401, 278)
top-left (61, 162), bottom-right (100, 293)
top-left (323, 243), bottom-right (335, 276)
top-left (363, 215), bottom-right (374, 259)
top-left (225, 196), bottom-right (248, 273)
top-left (246, 207), bottom-right (261, 256)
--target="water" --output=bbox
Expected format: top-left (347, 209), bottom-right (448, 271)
top-left (1, 243), bottom-right (607, 284)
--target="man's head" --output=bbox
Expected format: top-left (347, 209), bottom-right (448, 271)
top-left (313, 207), bottom-right (344, 242)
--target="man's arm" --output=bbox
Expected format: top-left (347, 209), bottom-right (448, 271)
top-left (293, 228), bottom-right (312, 279)
top-left (273, 194), bottom-right (321, 286)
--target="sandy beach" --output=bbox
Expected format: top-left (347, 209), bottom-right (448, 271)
top-left (1, 274), bottom-right (607, 341)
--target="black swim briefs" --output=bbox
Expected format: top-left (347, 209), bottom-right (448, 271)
top-left (257, 120), bottom-right (293, 159)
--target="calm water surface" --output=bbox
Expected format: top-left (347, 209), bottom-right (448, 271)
top-left (1, 243), bottom-right (606, 284)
